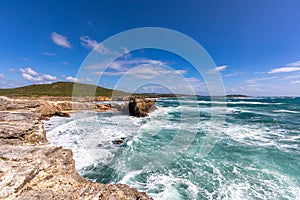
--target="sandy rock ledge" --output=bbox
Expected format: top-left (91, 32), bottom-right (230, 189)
top-left (0, 97), bottom-right (152, 200)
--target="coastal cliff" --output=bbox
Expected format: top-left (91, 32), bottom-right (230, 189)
top-left (0, 97), bottom-right (152, 199)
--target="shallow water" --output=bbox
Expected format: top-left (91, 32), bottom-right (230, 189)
top-left (45, 97), bottom-right (300, 199)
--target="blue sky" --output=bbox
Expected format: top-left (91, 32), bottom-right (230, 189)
top-left (0, 0), bottom-right (300, 96)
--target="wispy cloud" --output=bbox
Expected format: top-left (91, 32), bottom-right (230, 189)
top-left (51, 32), bottom-right (71, 48)
top-left (268, 60), bottom-right (300, 74)
top-left (96, 66), bottom-right (185, 79)
top-left (80, 36), bottom-right (116, 54)
top-left (80, 36), bottom-right (98, 49)
top-left (95, 71), bottom-right (126, 76)
top-left (284, 74), bottom-right (300, 80)
top-left (291, 80), bottom-right (300, 84)
top-left (62, 61), bottom-right (68, 66)
top-left (0, 74), bottom-right (4, 79)
top-left (208, 65), bottom-right (227, 74)
top-left (185, 77), bottom-right (208, 93)
top-left (64, 76), bottom-right (80, 82)
top-left (254, 71), bottom-right (266, 75)
top-left (20, 67), bottom-right (57, 82)
top-left (268, 67), bottom-right (300, 74)
top-left (43, 52), bottom-right (56, 56)
top-left (20, 67), bottom-right (38, 76)
top-left (127, 67), bottom-right (185, 79)
top-left (8, 68), bottom-right (16, 73)
top-left (62, 76), bottom-right (91, 83)
top-left (22, 73), bottom-right (57, 82)
top-left (223, 71), bottom-right (245, 78)
top-left (21, 57), bottom-right (29, 61)
top-left (80, 35), bottom-right (132, 56)
top-left (245, 76), bottom-right (277, 84)
top-left (91, 58), bottom-right (184, 80)
top-left (86, 58), bottom-right (165, 71)
top-left (286, 60), bottom-right (300, 68)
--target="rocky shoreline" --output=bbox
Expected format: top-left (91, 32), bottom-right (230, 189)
top-left (0, 96), bottom-right (153, 199)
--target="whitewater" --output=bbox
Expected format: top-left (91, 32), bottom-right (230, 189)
top-left (44, 97), bottom-right (300, 199)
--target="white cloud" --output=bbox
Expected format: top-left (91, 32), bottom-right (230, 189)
top-left (126, 67), bottom-right (162, 79)
top-left (96, 71), bottom-right (126, 76)
top-left (245, 77), bottom-right (277, 84)
top-left (80, 36), bottom-right (115, 54)
top-left (43, 52), bottom-right (56, 56)
top-left (96, 64), bottom-right (186, 80)
top-left (51, 32), bottom-right (71, 48)
top-left (268, 67), bottom-right (300, 74)
top-left (85, 77), bottom-right (92, 82)
top-left (286, 60), bottom-right (300, 68)
top-left (223, 71), bottom-right (244, 78)
top-left (64, 76), bottom-right (93, 83)
top-left (22, 73), bottom-right (57, 82)
top-left (128, 66), bottom-right (185, 79)
top-left (80, 36), bottom-right (133, 56)
top-left (41, 74), bottom-right (57, 81)
top-left (109, 62), bottom-right (124, 71)
top-left (268, 60), bottom-right (300, 74)
top-left (291, 80), bottom-right (300, 84)
top-left (20, 67), bottom-right (57, 82)
top-left (86, 58), bottom-right (165, 71)
top-left (22, 73), bottom-right (37, 81)
top-left (0, 74), bottom-right (4, 79)
top-left (284, 74), bottom-right (300, 80)
top-left (120, 47), bottom-right (131, 59)
top-left (80, 36), bottom-right (98, 49)
top-left (20, 67), bottom-right (39, 76)
top-left (208, 65), bottom-right (227, 74)
top-left (65, 76), bottom-right (80, 82)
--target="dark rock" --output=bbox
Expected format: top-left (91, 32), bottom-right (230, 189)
top-left (114, 97), bottom-right (156, 117)
top-left (112, 139), bottom-right (124, 145)
top-left (112, 137), bottom-right (127, 145)
top-left (54, 111), bottom-right (70, 117)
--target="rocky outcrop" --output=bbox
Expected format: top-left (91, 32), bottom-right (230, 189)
top-left (96, 104), bottom-right (112, 112)
top-left (129, 98), bottom-right (157, 117)
top-left (0, 97), bottom-right (152, 200)
top-left (37, 101), bottom-right (71, 120)
top-left (113, 97), bottom-right (157, 117)
top-left (95, 96), bottom-right (112, 101)
top-left (112, 96), bottom-right (130, 101)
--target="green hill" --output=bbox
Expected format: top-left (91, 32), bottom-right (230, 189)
top-left (0, 82), bottom-right (129, 97)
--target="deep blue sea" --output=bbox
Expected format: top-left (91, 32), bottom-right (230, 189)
top-left (44, 97), bottom-right (300, 199)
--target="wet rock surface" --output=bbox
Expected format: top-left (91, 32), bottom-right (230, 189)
top-left (0, 96), bottom-right (152, 200)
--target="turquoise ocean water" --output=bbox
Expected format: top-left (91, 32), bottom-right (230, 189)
top-left (45, 97), bottom-right (300, 199)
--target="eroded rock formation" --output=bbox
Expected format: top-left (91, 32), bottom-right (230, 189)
top-left (0, 97), bottom-right (152, 199)
top-left (113, 97), bottom-right (157, 117)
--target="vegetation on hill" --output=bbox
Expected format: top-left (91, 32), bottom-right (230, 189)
top-left (0, 82), bottom-right (249, 98)
top-left (0, 82), bottom-right (128, 97)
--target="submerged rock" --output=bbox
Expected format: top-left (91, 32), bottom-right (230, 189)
top-left (112, 137), bottom-right (127, 145)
